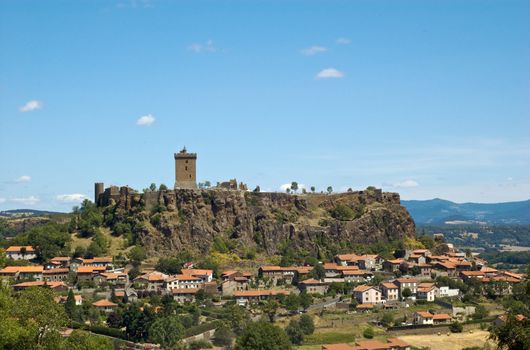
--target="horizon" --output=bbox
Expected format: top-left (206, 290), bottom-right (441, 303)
top-left (1, 0), bottom-right (529, 211)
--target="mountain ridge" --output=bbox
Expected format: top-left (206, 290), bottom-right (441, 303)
top-left (402, 198), bottom-right (530, 225)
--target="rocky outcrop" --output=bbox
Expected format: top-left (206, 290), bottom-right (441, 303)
top-left (106, 187), bottom-right (415, 256)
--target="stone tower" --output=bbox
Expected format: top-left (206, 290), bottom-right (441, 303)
top-left (94, 182), bottom-right (104, 205)
top-left (174, 147), bottom-right (197, 189)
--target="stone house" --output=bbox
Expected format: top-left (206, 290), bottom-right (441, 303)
top-left (383, 259), bottom-right (404, 273)
top-left (13, 281), bottom-right (67, 292)
top-left (172, 288), bottom-right (199, 303)
top-left (43, 268), bottom-right (70, 282)
top-left (298, 278), bottom-right (329, 295)
top-left (134, 271), bottom-right (169, 291)
top-left (94, 272), bottom-right (129, 286)
top-left (76, 266), bottom-right (106, 282)
top-left (0, 266), bottom-right (44, 281)
top-left (222, 277), bottom-right (249, 296)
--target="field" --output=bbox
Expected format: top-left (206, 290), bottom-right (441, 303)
top-left (397, 330), bottom-right (495, 350)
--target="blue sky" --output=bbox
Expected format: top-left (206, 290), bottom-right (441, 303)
top-left (1, 0), bottom-right (529, 211)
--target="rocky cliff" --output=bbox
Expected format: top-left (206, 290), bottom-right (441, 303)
top-left (104, 187), bottom-right (415, 257)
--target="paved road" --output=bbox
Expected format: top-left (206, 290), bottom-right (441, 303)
top-left (307, 297), bottom-right (341, 312)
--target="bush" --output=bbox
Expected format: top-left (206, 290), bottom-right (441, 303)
top-left (188, 339), bottom-right (212, 350)
top-left (330, 204), bottom-right (355, 221)
top-left (299, 314), bottom-right (315, 335)
top-left (363, 327), bottom-right (375, 339)
top-left (449, 321), bottom-right (463, 333)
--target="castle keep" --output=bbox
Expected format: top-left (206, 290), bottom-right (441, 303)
top-left (174, 147), bottom-right (197, 189)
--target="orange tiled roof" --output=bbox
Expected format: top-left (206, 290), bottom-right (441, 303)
top-left (0, 265), bottom-right (43, 273)
top-left (14, 281), bottom-right (65, 289)
top-left (92, 299), bottom-right (117, 307)
top-left (181, 268), bottom-right (213, 276)
top-left (43, 268), bottom-right (69, 274)
top-left (233, 289), bottom-right (289, 297)
top-left (353, 285), bottom-right (377, 292)
top-left (6, 246), bottom-right (35, 253)
top-left (381, 282), bottom-right (398, 289)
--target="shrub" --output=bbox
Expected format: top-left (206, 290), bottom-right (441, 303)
top-left (363, 327), bottom-right (375, 339)
top-left (449, 321), bottom-right (463, 333)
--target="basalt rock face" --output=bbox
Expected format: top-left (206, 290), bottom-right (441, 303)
top-left (106, 187), bottom-right (415, 256)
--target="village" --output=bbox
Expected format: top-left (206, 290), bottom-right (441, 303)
top-left (1, 240), bottom-right (527, 350)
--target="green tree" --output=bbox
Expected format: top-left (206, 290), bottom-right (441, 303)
top-left (299, 292), bottom-right (313, 310)
top-left (401, 288), bottom-right (412, 299)
top-left (213, 324), bottom-right (235, 348)
top-left (286, 320), bottom-right (304, 345)
top-left (63, 330), bottom-right (113, 350)
top-left (380, 312), bottom-right (394, 327)
top-left (148, 316), bottom-right (184, 349)
top-left (330, 204), bottom-right (355, 221)
top-left (261, 300), bottom-right (279, 323)
top-left (308, 263), bottom-right (325, 280)
top-left (298, 314), bottom-right (315, 335)
top-left (128, 246), bottom-right (146, 267)
top-left (310, 186), bottom-right (315, 193)
top-left (290, 182), bottom-right (299, 194)
top-left (156, 257), bottom-right (183, 274)
top-left (235, 321), bottom-right (292, 350)
top-left (327, 186), bottom-right (333, 194)
top-left (149, 183), bottom-right (157, 191)
top-left (159, 184), bottom-right (168, 191)
top-left (64, 289), bottom-right (76, 319)
top-left (284, 294), bottom-right (300, 312)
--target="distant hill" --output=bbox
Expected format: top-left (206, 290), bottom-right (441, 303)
top-left (0, 209), bottom-right (64, 218)
top-left (402, 198), bottom-right (530, 225)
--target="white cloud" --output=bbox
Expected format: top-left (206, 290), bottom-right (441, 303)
top-left (10, 196), bottom-right (40, 205)
top-left (507, 177), bottom-right (513, 181)
top-left (301, 46), bottom-right (327, 56)
top-left (0, 198), bottom-right (5, 204)
top-left (336, 37), bottom-right (351, 45)
top-left (279, 183), bottom-right (306, 192)
top-left (19, 100), bottom-right (42, 112)
top-left (393, 180), bottom-right (419, 188)
top-left (56, 194), bottom-right (88, 203)
top-left (136, 114), bottom-right (155, 126)
top-left (316, 68), bottom-right (344, 79)
top-left (188, 40), bottom-right (218, 53)
top-left (16, 175), bottom-right (31, 183)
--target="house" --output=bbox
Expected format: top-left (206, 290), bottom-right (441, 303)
top-left (322, 338), bottom-right (409, 350)
top-left (323, 263), bottom-right (359, 278)
top-left (413, 311), bottom-right (451, 325)
top-left (92, 299), bottom-right (117, 312)
top-left (71, 256), bottom-right (113, 271)
top-left (299, 279), bottom-right (329, 295)
top-left (412, 249), bottom-right (431, 257)
top-left (342, 270), bottom-right (374, 283)
top-left (233, 290), bottom-right (289, 307)
top-left (56, 294), bottom-right (83, 306)
top-left (335, 254), bottom-right (383, 271)
top-left (381, 282), bottom-right (399, 301)
top-left (432, 262), bottom-right (457, 276)
top-left (222, 277), bottom-right (250, 296)
top-left (417, 285), bottom-right (438, 302)
top-left (43, 268), bottom-right (70, 282)
top-left (76, 266), bottom-right (106, 281)
top-left (164, 274), bottom-right (203, 291)
top-left (221, 270), bottom-right (252, 282)
top-left (460, 271), bottom-right (485, 281)
top-left (172, 288), bottom-right (200, 303)
top-left (94, 272), bottom-right (129, 286)
top-left (115, 287), bottom-right (138, 303)
top-left (394, 277), bottom-right (418, 297)
top-left (5, 246), bottom-right (37, 261)
top-left (258, 266), bottom-right (285, 280)
top-left (0, 266), bottom-right (44, 281)
top-left (180, 268), bottom-right (214, 283)
top-left (492, 314), bottom-right (527, 328)
top-left (46, 256), bottom-right (71, 269)
top-left (383, 259), bottom-right (404, 273)
top-left (134, 271), bottom-right (169, 291)
top-left (353, 285), bottom-right (382, 304)
top-left (439, 286), bottom-right (460, 297)
top-left (13, 280), bottom-right (67, 292)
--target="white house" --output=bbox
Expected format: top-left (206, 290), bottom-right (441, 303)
top-left (353, 285), bottom-right (382, 304)
top-left (5, 246), bottom-right (37, 261)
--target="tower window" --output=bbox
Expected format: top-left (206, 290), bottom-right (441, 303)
top-left (185, 166), bottom-right (188, 171)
